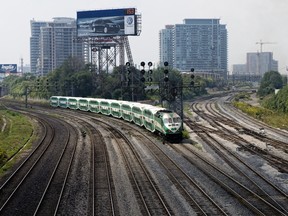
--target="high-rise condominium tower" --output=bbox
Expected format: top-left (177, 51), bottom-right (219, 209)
top-left (159, 19), bottom-right (228, 78)
top-left (30, 17), bottom-right (84, 75)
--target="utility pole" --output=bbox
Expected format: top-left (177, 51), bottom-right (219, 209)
top-left (25, 86), bottom-right (28, 108)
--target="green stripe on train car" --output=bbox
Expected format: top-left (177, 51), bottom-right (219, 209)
top-left (100, 101), bottom-right (110, 115)
top-left (89, 100), bottom-right (100, 113)
top-left (111, 102), bottom-right (121, 118)
top-left (79, 99), bottom-right (89, 111)
top-left (59, 98), bottom-right (68, 108)
top-left (68, 98), bottom-right (78, 109)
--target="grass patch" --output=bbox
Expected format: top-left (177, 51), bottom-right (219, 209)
top-left (233, 92), bottom-right (251, 101)
top-left (233, 101), bottom-right (288, 130)
top-left (182, 129), bottom-right (190, 139)
top-left (184, 103), bottom-right (193, 117)
top-left (0, 108), bottom-right (34, 174)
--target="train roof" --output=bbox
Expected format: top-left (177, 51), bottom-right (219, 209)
top-left (50, 97), bottom-right (171, 113)
top-left (141, 103), bottom-right (166, 113)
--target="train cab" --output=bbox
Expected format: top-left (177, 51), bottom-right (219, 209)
top-left (161, 111), bottom-right (182, 135)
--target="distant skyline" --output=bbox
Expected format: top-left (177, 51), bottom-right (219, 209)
top-left (1, 0), bottom-right (287, 74)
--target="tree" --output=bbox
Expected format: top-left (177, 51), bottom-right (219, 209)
top-left (262, 85), bottom-right (288, 112)
top-left (257, 71), bottom-right (283, 97)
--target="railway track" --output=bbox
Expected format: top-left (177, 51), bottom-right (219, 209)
top-left (191, 100), bottom-right (288, 173)
top-left (45, 113), bottom-right (118, 216)
top-left (85, 122), bottom-right (116, 216)
top-left (0, 109), bottom-right (73, 215)
top-left (134, 129), bottom-right (228, 215)
top-left (217, 96), bottom-right (288, 149)
top-left (1, 98), bottom-right (287, 215)
top-left (108, 126), bottom-right (172, 215)
top-left (183, 98), bottom-right (288, 215)
top-left (55, 108), bottom-right (228, 215)
top-left (172, 142), bottom-right (287, 215)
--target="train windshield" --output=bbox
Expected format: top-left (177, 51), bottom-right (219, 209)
top-left (163, 118), bottom-right (172, 124)
top-left (173, 117), bottom-right (181, 123)
top-left (164, 117), bottom-right (181, 124)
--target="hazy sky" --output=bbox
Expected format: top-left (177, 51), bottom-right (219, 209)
top-left (1, 0), bottom-right (287, 74)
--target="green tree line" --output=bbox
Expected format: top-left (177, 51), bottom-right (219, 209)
top-left (2, 57), bottom-right (222, 102)
top-left (257, 70), bottom-right (288, 113)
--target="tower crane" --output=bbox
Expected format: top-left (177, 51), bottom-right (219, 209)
top-left (256, 40), bottom-right (276, 52)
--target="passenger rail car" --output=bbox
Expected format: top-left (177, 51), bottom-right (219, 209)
top-left (50, 96), bottom-right (183, 140)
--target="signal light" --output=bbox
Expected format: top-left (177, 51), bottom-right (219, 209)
top-left (127, 77), bottom-right (131, 86)
top-left (164, 61), bottom-right (168, 67)
top-left (140, 61), bottom-right (145, 67)
top-left (140, 77), bottom-right (145, 82)
top-left (171, 88), bottom-right (177, 96)
top-left (55, 82), bottom-right (59, 91)
top-left (191, 72), bottom-right (195, 87)
top-left (36, 78), bottom-right (40, 90)
top-left (164, 76), bottom-right (169, 82)
top-left (191, 68), bottom-right (194, 72)
top-left (148, 69), bottom-right (153, 75)
top-left (164, 69), bottom-right (169, 74)
top-left (148, 62), bottom-right (153, 67)
top-left (126, 62), bottom-right (130, 67)
top-left (140, 69), bottom-right (145, 75)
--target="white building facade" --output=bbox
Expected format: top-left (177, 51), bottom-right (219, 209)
top-left (30, 18), bottom-right (85, 76)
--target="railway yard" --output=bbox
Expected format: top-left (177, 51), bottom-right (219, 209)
top-left (0, 93), bottom-right (287, 215)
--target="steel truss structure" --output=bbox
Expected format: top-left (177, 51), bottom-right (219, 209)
top-left (76, 36), bottom-right (134, 73)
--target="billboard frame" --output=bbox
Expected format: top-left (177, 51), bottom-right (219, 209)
top-left (0, 64), bottom-right (17, 73)
top-left (77, 8), bottom-right (138, 38)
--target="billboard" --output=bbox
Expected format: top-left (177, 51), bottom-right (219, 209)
top-left (0, 64), bottom-right (17, 73)
top-left (77, 8), bottom-right (138, 37)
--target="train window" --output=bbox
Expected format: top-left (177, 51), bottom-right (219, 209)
top-left (173, 117), bottom-right (181, 123)
top-left (164, 118), bottom-right (172, 123)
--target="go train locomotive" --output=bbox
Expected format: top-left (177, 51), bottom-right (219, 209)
top-left (50, 96), bottom-right (183, 140)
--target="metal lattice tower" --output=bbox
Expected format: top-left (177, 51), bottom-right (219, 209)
top-left (78, 36), bottom-right (134, 73)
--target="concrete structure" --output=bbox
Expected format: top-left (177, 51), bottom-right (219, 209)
top-left (231, 52), bottom-right (278, 82)
top-left (232, 64), bottom-right (247, 76)
top-left (30, 18), bottom-right (84, 76)
top-left (159, 19), bottom-right (228, 79)
top-left (247, 52), bottom-right (278, 76)
top-left (159, 25), bottom-right (174, 67)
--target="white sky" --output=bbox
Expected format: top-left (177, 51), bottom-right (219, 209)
top-left (1, 0), bottom-right (287, 74)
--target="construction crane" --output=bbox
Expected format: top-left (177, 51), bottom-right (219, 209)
top-left (256, 40), bottom-right (276, 52)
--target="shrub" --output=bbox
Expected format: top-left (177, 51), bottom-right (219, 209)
top-left (0, 148), bottom-right (8, 166)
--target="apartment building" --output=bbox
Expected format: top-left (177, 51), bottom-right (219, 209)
top-left (30, 17), bottom-right (84, 75)
top-left (159, 19), bottom-right (228, 78)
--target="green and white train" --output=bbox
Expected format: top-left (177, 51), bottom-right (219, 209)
top-left (50, 96), bottom-right (182, 140)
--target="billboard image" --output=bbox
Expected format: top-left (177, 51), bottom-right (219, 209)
top-left (0, 64), bottom-right (17, 73)
top-left (77, 8), bottom-right (138, 37)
